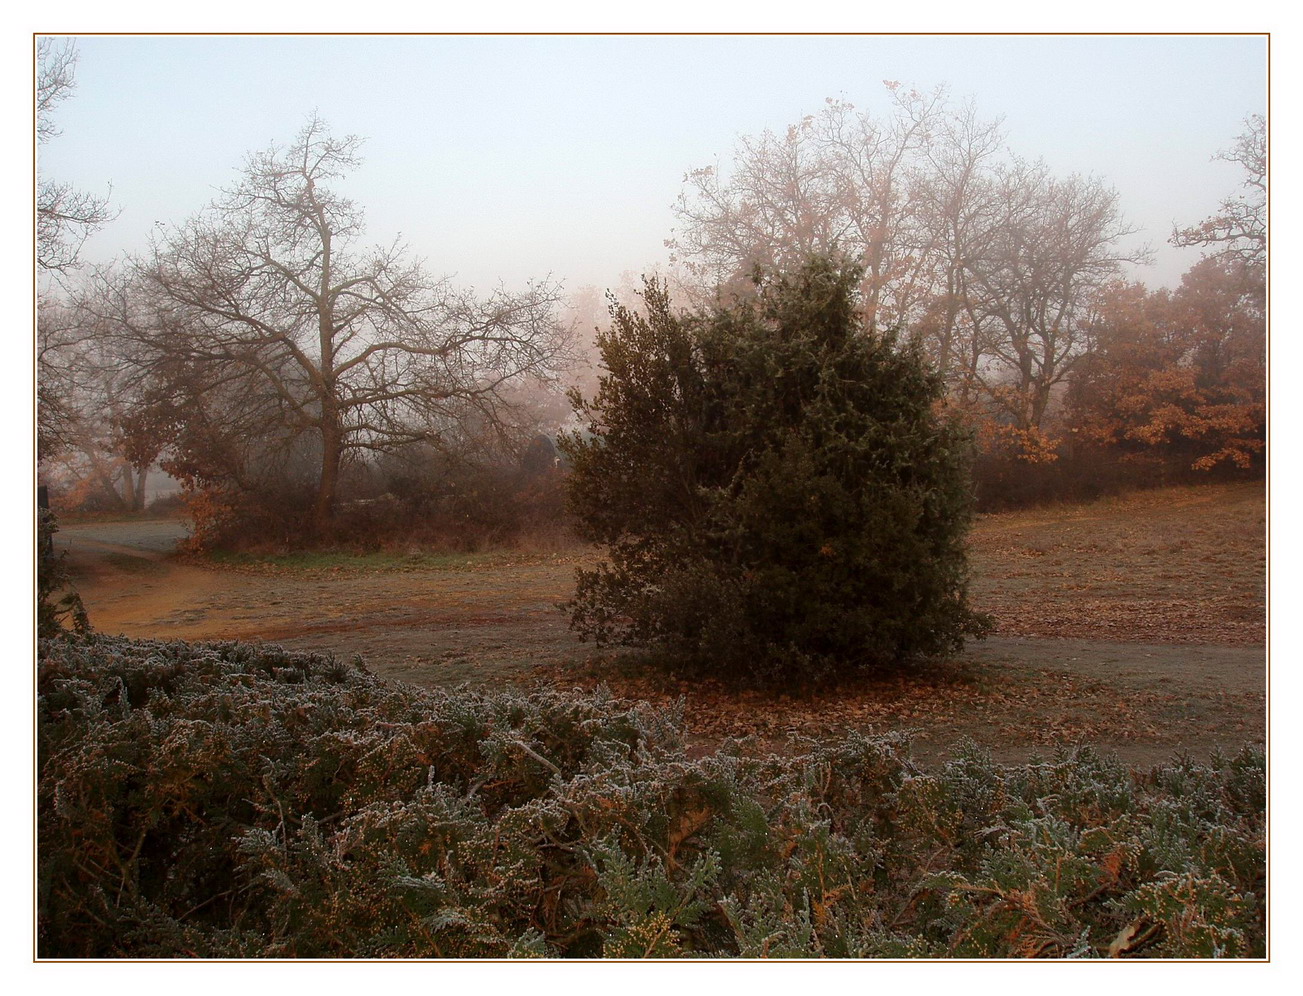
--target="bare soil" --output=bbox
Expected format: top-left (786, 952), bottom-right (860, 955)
top-left (57, 481), bottom-right (1265, 767)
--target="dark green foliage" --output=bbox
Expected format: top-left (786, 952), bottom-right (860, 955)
top-left (38, 509), bottom-right (90, 638)
top-left (561, 256), bottom-right (991, 683)
top-left (39, 636), bottom-right (1264, 959)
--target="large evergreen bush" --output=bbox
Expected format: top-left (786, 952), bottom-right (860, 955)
top-left (561, 256), bottom-right (990, 682)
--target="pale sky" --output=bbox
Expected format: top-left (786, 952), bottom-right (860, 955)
top-left (38, 33), bottom-right (1266, 295)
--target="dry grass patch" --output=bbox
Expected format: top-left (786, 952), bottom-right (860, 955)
top-left (967, 481), bottom-right (1264, 645)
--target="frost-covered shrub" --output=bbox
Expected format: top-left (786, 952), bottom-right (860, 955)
top-left (39, 635), bottom-right (1264, 958)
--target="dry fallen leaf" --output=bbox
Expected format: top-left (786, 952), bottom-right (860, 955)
top-left (1107, 919), bottom-right (1144, 958)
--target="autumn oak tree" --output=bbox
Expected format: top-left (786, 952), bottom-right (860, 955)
top-left (96, 117), bottom-right (572, 536)
top-left (1071, 258), bottom-right (1264, 473)
top-left (1069, 115), bottom-right (1268, 475)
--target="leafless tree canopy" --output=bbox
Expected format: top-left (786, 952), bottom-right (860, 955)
top-left (89, 116), bottom-right (573, 533)
top-left (1170, 114), bottom-right (1266, 270)
top-left (669, 89), bottom-right (946, 327)
top-left (37, 300), bottom-right (151, 511)
top-left (958, 161), bottom-right (1146, 430)
top-left (669, 84), bottom-right (1150, 432)
top-left (37, 37), bottom-right (118, 456)
top-left (38, 68), bottom-right (1263, 530)
top-left (37, 37), bottom-right (115, 276)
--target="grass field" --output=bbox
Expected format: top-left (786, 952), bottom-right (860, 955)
top-left (968, 481), bottom-right (1265, 646)
top-left (64, 480), bottom-right (1266, 767)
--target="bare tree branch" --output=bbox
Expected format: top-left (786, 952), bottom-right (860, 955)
top-left (1171, 114), bottom-right (1266, 270)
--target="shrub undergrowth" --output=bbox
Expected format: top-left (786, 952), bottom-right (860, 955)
top-left (38, 509), bottom-right (90, 638)
top-left (38, 635), bottom-right (1264, 959)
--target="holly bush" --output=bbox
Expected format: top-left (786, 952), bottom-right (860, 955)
top-left (561, 256), bottom-right (990, 684)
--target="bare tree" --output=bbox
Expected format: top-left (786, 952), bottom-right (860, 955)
top-left (959, 161), bottom-right (1147, 431)
top-left (669, 88), bottom-right (1146, 435)
top-left (1171, 114), bottom-right (1266, 271)
top-left (36, 287), bottom-right (159, 506)
top-left (668, 85), bottom-right (945, 328)
top-left (37, 37), bottom-right (114, 275)
top-left (37, 37), bottom-right (118, 461)
top-left (95, 117), bottom-right (572, 535)
top-left (36, 37), bottom-right (77, 142)
top-left (911, 97), bottom-right (1007, 390)
top-left (37, 299), bottom-right (85, 457)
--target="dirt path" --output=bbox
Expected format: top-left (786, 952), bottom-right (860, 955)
top-left (59, 491), bottom-right (1265, 768)
top-left (62, 529), bottom-right (603, 684)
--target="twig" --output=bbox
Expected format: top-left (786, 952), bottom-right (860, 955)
top-left (511, 738), bottom-right (562, 776)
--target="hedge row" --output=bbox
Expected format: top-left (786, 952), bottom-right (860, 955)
top-left (38, 635), bottom-right (1265, 958)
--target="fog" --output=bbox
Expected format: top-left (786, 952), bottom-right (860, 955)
top-left (33, 30), bottom-right (1270, 550)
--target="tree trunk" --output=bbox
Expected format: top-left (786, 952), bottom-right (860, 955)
top-left (1030, 380), bottom-right (1053, 431)
top-left (311, 178), bottom-right (338, 541)
top-left (134, 466), bottom-right (149, 512)
top-left (313, 419), bottom-right (342, 538)
top-left (120, 463), bottom-right (137, 511)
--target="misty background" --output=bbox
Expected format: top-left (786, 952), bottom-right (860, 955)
top-left (31, 33), bottom-right (1272, 540)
